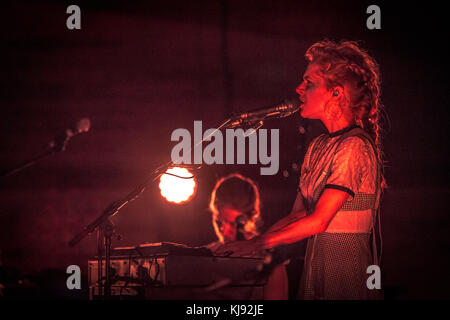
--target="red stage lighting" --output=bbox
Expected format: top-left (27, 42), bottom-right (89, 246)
top-left (159, 167), bottom-right (196, 204)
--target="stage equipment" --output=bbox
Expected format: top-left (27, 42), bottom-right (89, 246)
top-left (159, 167), bottom-right (196, 204)
top-left (87, 242), bottom-right (267, 300)
top-left (227, 98), bottom-right (299, 128)
top-left (1, 118), bottom-right (90, 178)
top-left (69, 97), bottom-right (298, 299)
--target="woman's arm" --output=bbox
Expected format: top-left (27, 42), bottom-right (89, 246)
top-left (214, 188), bottom-right (350, 256)
top-left (265, 192), bottom-right (307, 233)
top-left (259, 188), bottom-right (349, 249)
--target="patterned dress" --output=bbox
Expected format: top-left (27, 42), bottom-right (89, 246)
top-left (297, 125), bottom-right (381, 300)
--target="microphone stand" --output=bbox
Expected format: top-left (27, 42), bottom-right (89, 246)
top-left (204, 249), bottom-right (291, 296)
top-left (67, 118), bottom-right (232, 299)
top-left (1, 148), bottom-right (55, 178)
top-left (68, 173), bottom-right (160, 299)
top-left (68, 107), bottom-right (298, 299)
top-left (0, 130), bottom-right (74, 178)
top-left (67, 118), bottom-right (234, 299)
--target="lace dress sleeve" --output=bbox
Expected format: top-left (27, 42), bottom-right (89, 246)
top-left (324, 136), bottom-right (374, 200)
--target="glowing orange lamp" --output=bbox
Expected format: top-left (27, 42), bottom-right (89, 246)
top-left (159, 167), bottom-right (196, 204)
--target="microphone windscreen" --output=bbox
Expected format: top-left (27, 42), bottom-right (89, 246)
top-left (236, 214), bottom-right (249, 227)
top-left (282, 97), bottom-right (300, 111)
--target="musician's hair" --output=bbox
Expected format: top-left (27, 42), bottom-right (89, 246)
top-left (305, 39), bottom-right (386, 187)
top-left (209, 173), bottom-right (261, 242)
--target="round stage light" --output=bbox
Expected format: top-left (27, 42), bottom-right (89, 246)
top-left (159, 167), bottom-right (196, 204)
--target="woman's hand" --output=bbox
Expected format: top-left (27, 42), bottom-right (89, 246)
top-left (213, 237), bottom-right (265, 258)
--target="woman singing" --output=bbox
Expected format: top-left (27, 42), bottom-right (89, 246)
top-left (215, 40), bottom-right (385, 300)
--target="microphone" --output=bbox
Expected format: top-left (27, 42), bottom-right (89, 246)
top-left (235, 214), bottom-right (248, 241)
top-left (1, 118), bottom-right (91, 178)
top-left (229, 98), bottom-right (299, 128)
top-left (49, 118), bottom-right (91, 152)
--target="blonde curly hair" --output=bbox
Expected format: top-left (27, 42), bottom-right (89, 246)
top-left (305, 40), bottom-right (386, 187)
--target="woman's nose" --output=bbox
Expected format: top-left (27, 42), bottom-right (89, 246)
top-left (296, 84), bottom-right (304, 95)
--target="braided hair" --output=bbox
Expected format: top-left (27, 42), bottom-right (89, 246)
top-left (305, 40), bottom-right (386, 187)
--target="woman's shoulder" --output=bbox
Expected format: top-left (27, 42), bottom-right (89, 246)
top-left (333, 129), bottom-right (377, 168)
top-left (336, 128), bottom-right (375, 151)
top-left (312, 127), bottom-right (372, 144)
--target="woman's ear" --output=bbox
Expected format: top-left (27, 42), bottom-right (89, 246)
top-left (323, 85), bottom-right (344, 119)
top-left (330, 85), bottom-right (344, 98)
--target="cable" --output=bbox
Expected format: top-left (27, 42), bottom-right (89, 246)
top-left (153, 257), bottom-right (160, 284)
top-left (377, 200), bottom-right (383, 266)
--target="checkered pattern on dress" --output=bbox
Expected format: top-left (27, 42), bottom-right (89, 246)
top-left (297, 128), bottom-right (382, 300)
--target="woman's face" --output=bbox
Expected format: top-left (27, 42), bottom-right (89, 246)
top-left (296, 63), bottom-right (332, 120)
top-left (216, 206), bottom-right (242, 242)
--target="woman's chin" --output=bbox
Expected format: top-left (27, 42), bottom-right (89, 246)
top-left (300, 109), bottom-right (319, 120)
top-left (300, 109), bottom-right (310, 119)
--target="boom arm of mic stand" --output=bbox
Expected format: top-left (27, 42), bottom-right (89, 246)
top-left (68, 172), bottom-right (162, 300)
top-left (68, 175), bottom-right (156, 247)
top-left (1, 128), bottom-right (87, 178)
top-left (69, 114), bottom-right (265, 248)
top-left (1, 147), bottom-right (55, 178)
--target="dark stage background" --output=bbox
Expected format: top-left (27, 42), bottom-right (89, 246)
top-left (0, 0), bottom-right (449, 299)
